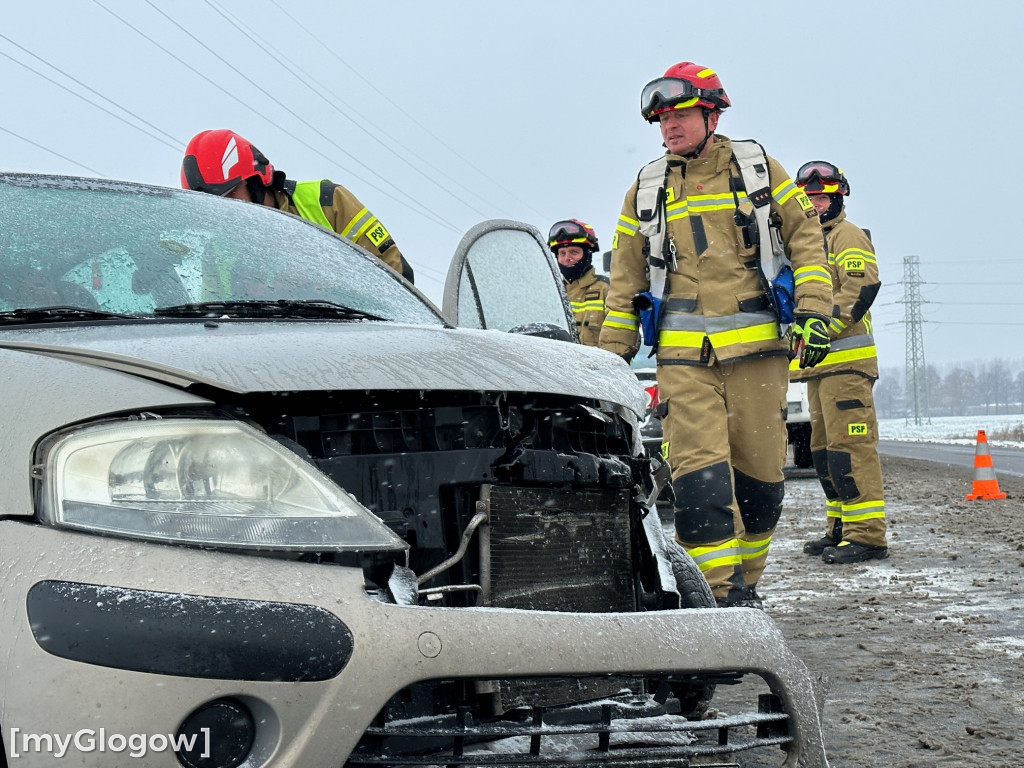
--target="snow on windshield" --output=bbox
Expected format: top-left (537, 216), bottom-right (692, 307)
top-left (0, 175), bottom-right (441, 325)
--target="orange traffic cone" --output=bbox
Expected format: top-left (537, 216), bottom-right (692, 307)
top-left (966, 429), bottom-right (1007, 500)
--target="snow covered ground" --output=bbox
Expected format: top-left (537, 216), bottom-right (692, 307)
top-left (879, 413), bottom-right (1024, 448)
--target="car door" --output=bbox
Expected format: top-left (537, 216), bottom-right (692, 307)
top-left (442, 219), bottom-right (579, 342)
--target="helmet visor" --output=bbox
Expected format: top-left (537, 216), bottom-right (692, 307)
top-left (548, 220), bottom-right (591, 249)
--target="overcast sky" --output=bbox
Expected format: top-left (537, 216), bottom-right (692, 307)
top-left (3, 0), bottom-right (1023, 368)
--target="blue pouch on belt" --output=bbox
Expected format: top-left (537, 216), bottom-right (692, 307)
top-left (632, 291), bottom-right (662, 349)
top-left (770, 266), bottom-right (795, 324)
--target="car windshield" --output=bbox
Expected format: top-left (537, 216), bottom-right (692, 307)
top-left (0, 174), bottom-right (443, 326)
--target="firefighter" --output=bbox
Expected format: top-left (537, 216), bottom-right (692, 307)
top-left (548, 219), bottom-right (608, 346)
top-left (181, 129), bottom-right (414, 283)
top-left (793, 161), bottom-right (889, 563)
top-left (598, 62), bottom-right (834, 607)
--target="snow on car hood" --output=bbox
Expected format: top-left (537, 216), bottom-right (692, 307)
top-left (0, 321), bottom-right (645, 416)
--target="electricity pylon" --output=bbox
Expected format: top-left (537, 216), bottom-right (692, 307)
top-left (901, 255), bottom-right (929, 425)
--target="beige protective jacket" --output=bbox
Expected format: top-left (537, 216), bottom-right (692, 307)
top-left (790, 210), bottom-right (880, 381)
top-left (564, 267), bottom-right (609, 347)
top-left (273, 179), bottom-right (414, 283)
top-left (599, 136), bottom-right (832, 365)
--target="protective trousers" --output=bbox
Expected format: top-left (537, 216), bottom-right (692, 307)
top-left (808, 374), bottom-right (887, 547)
top-left (660, 356), bottom-right (788, 600)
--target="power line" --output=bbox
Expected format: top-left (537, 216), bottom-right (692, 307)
top-left (0, 124), bottom-right (105, 175)
top-left (202, 0), bottom-right (492, 221)
top-left (136, 0), bottom-right (461, 234)
top-left (267, 0), bottom-right (549, 221)
top-left (0, 41), bottom-right (181, 153)
top-left (91, 0), bottom-right (460, 234)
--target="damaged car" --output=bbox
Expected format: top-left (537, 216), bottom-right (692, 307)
top-left (0, 173), bottom-right (828, 767)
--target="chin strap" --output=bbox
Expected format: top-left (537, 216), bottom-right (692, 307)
top-left (685, 109), bottom-right (715, 159)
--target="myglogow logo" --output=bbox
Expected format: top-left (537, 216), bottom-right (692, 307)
top-left (8, 728), bottom-right (210, 759)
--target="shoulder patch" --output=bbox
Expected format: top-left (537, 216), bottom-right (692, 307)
top-left (795, 190), bottom-right (815, 212)
top-left (365, 220), bottom-right (392, 248)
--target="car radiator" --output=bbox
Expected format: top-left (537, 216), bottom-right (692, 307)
top-left (481, 484), bottom-right (639, 710)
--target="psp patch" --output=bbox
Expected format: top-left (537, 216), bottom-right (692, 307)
top-left (848, 423), bottom-right (868, 436)
top-left (660, 441), bottom-right (670, 462)
top-left (366, 221), bottom-right (392, 248)
top-left (844, 258), bottom-right (865, 272)
top-left (796, 190), bottom-right (815, 212)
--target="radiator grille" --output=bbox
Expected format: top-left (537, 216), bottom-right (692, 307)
top-left (484, 485), bottom-right (637, 709)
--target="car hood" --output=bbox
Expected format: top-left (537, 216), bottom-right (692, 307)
top-left (0, 321), bottom-right (644, 415)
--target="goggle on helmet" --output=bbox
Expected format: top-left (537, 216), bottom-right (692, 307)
top-left (547, 219), bottom-right (599, 254)
top-left (795, 161), bottom-right (850, 196)
top-left (640, 62), bottom-right (731, 123)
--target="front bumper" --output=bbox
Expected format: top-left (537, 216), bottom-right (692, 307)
top-left (0, 522), bottom-right (828, 767)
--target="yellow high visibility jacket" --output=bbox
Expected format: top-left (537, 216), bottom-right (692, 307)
top-left (790, 210), bottom-right (880, 381)
top-left (599, 136), bottom-right (832, 365)
top-left (564, 267), bottom-right (609, 347)
top-left (274, 179), bottom-right (414, 283)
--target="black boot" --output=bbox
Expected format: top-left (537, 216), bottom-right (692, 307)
top-left (803, 520), bottom-right (842, 556)
top-left (822, 540), bottom-right (889, 564)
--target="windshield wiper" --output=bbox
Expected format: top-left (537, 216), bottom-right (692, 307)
top-left (0, 306), bottom-right (139, 325)
top-left (153, 300), bottom-right (386, 322)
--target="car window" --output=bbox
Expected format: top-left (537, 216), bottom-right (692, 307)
top-left (0, 174), bottom-right (443, 325)
top-left (443, 221), bottom-right (575, 336)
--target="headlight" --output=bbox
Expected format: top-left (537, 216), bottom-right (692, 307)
top-left (39, 419), bottom-right (407, 552)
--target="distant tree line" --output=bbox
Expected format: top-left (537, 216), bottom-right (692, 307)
top-left (874, 359), bottom-right (1024, 419)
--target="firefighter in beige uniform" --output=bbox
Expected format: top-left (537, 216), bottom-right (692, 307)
top-left (793, 161), bottom-right (888, 564)
top-left (181, 129), bottom-right (414, 283)
top-left (599, 62), bottom-right (833, 607)
top-left (547, 219), bottom-right (608, 346)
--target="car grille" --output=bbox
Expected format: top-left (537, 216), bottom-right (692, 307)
top-left (345, 691), bottom-right (791, 768)
top-left (483, 485), bottom-right (637, 710)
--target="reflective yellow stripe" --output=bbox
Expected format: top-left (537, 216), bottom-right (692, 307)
top-left (820, 344), bottom-right (877, 366)
top-left (826, 501), bottom-right (842, 519)
top-left (842, 500), bottom-right (885, 521)
top-left (773, 179), bottom-right (799, 205)
top-left (709, 321), bottom-right (778, 347)
top-left (828, 317), bottom-right (848, 334)
top-left (837, 248), bottom-right (876, 265)
top-left (604, 310), bottom-right (638, 330)
top-left (688, 541), bottom-right (742, 571)
top-left (665, 199), bottom-right (689, 222)
top-left (657, 329), bottom-right (706, 348)
top-left (616, 215), bottom-right (639, 237)
top-left (341, 207), bottom-right (373, 240)
top-left (794, 264), bottom-right (833, 287)
top-left (738, 535), bottom-right (771, 561)
top-left (571, 300), bottom-right (605, 312)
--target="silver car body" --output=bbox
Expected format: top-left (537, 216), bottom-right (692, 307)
top-left (0, 174), bottom-right (828, 767)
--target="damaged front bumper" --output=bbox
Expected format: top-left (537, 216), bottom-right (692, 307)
top-left (0, 523), bottom-right (828, 767)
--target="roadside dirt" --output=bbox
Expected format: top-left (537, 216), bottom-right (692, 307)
top-left (711, 454), bottom-right (1024, 767)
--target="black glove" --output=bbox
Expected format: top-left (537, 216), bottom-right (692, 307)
top-left (790, 315), bottom-right (830, 368)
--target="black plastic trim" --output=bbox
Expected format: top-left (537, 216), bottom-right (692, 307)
top-left (27, 580), bottom-right (353, 681)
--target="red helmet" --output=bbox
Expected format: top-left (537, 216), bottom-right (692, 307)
top-left (795, 160), bottom-right (850, 196)
top-left (180, 129), bottom-right (275, 195)
top-left (548, 219), bottom-right (599, 254)
top-left (640, 62), bottom-right (730, 123)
